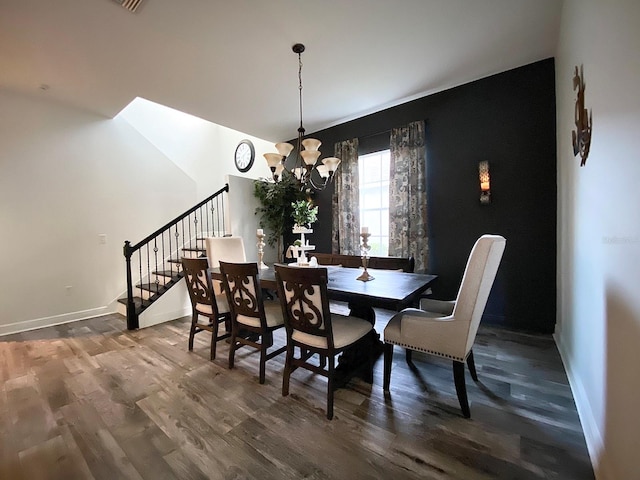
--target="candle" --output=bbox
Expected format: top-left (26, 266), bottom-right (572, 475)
top-left (361, 227), bottom-right (369, 234)
top-left (257, 228), bottom-right (264, 236)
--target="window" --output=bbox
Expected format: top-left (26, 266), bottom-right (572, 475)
top-left (359, 150), bottom-right (390, 256)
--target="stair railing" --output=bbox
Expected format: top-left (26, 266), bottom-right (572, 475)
top-left (123, 183), bottom-right (229, 330)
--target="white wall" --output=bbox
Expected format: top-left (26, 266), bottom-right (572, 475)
top-left (0, 90), bottom-right (196, 333)
top-left (0, 91), bottom-right (277, 335)
top-left (118, 97), bottom-right (275, 201)
top-left (555, 2), bottom-right (640, 479)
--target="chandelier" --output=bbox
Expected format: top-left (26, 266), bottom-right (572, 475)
top-left (263, 43), bottom-right (340, 191)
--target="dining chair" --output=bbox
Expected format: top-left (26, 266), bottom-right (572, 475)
top-left (383, 234), bottom-right (506, 418)
top-left (274, 264), bottom-right (373, 419)
top-left (219, 261), bottom-right (286, 384)
top-left (205, 236), bottom-right (246, 295)
top-left (181, 257), bottom-right (231, 361)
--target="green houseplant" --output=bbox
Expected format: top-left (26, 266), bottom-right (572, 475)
top-left (253, 172), bottom-right (307, 260)
top-left (291, 199), bottom-right (318, 229)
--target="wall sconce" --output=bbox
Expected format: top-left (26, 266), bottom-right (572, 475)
top-left (478, 160), bottom-right (491, 204)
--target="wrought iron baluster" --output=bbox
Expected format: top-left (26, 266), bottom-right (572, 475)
top-left (161, 230), bottom-right (166, 279)
top-left (221, 192), bottom-right (226, 235)
top-left (153, 237), bottom-right (159, 288)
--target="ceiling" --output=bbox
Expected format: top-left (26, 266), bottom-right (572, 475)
top-left (0, 0), bottom-right (562, 142)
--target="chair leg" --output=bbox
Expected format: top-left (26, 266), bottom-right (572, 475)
top-left (259, 337), bottom-right (267, 384)
top-left (466, 349), bottom-right (478, 382)
top-left (383, 343), bottom-right (394, 392)
top-left (188, 312), bottom-right (197, 351)
top-left (327, 356), bottom-right (335, 420)
top-left (453, 360), bottom-right (471, 418)
top-left (405, 348), bottom-right (413, 365)
top-left (282, 344), bottom-right (293, 397)
top-left (228, 326), bottom-right (237, 370)
top-left (210, 316), bottom-right (219, 361)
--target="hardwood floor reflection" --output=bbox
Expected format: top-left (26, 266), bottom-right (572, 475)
top-left (0, 312), bottom-right (594, 479)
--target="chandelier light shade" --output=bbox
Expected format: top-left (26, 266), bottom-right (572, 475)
top-left (264, 43), bottom-right (340, 191)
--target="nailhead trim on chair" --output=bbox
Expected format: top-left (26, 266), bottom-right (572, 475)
top-left (386, 340), bottom-right (465, 362)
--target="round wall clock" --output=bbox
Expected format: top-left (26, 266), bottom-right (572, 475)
top-left (234, 139), bottom-right (255, 172)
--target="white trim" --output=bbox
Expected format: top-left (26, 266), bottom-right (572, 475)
top-left (0, 306), bottom-right (114, 337)
top-left (554, 333), bottom-right (614, 480)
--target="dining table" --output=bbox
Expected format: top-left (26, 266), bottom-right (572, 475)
top-left (211, 264), bottom-right (438, 387)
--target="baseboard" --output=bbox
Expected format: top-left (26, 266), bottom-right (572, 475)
top-left (554, 332), bottom-right (614, 480)
top-left (0, 306), bottom-right (113, 337)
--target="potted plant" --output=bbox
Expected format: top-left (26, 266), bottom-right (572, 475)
top-left (253, 172), bottom-right (307, 261)
top-left (291, 199), bottom-right (318, 230)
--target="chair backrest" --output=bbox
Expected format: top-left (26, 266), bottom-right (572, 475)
top-left (181, 257), bottom-right (216, 310)
top-left (453, 235), bottom-right (506, 354)
top-left (205, 236), bottom-right (246, 295)
top-left (312, 253), bottom-right (414, 272)
top-left (274, 265), bottom-right (334, 349)
top-left (205, 236), bottom-right (246, 268)
top-left (219, 261), bottom-right (266, 328)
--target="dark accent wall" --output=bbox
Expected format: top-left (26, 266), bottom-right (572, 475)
top-left (305, 58), bottom-right (556, 333)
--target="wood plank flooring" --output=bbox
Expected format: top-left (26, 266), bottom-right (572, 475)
top-left (0, 312), bottom-right (594, 479)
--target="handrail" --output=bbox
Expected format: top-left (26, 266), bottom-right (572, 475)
top-left (122, 183), bottom-right (229, 330)
top-left (129, 183), bottom-right (229, 251)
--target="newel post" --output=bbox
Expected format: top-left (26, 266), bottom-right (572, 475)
top-left (123, 240), bottom-right (138, 330)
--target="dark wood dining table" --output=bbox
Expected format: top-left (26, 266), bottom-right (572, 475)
top-left (211, 264), bottom-right (437, 386)
top-left (213, 264), bottom-right (437, 322)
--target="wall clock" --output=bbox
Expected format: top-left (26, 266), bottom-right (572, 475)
top-left (234, 139), bottom-right (255, 172)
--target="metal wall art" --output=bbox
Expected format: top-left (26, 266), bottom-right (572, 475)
top-left (572, 65), bottom-right (593, 166)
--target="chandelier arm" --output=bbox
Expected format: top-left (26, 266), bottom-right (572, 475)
top-left (306, 170), bottom-right (329, 191)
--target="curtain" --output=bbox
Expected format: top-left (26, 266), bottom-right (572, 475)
top-left (389, 120), bottom-right (428, 271)
top-left (331, 138), bottom-right (360, 254)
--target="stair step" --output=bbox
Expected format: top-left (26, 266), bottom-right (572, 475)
top-left (181, 247), bottom-right (206, 253)
top-left (152, 270), bottom-right (181, 283)
top-left (117, 296), bottom-right (152, 314)
top-left (136, 282), bottom-right (167, 300)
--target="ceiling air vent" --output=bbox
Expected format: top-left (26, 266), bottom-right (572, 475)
top-left (112, 0), bottom-right (144, 13)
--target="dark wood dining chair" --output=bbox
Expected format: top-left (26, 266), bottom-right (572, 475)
top-left (219, 261), bottom-right (286, 384)
top-left (181, 257), bottom-right (231, 361)
top-left (274, 265), bottom-right (373, 419)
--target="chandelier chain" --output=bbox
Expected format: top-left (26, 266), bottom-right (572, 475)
top-left (298, 52), bottom-right (304, 132)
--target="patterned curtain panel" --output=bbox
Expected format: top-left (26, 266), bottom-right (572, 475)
top-left (389, 120), bottom-right (428, 271)
top-left (331, 138), bottom-right (360, 254)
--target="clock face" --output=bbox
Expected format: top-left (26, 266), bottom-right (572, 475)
top-left (234, 140), bottom-right (255, 172)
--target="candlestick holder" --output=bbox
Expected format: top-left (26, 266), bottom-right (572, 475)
top-left (356, 232), bottom-right (374, 281)
top-left (256, 232), bottom-right (268, 270)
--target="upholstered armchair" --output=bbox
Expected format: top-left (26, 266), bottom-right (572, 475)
top-left (383, 234), bottom-right (506, 418)
top-left (205, 236), bottom-right (246, 295)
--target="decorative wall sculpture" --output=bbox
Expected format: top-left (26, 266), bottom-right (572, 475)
top-left (572, 65), bottom-right (593, 166)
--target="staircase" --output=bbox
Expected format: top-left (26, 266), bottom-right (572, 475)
top-left (119, 184), bottom-right (229, 329)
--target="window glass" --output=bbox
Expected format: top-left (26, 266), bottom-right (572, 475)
top-left (359, 150), bottom-right (390, 257)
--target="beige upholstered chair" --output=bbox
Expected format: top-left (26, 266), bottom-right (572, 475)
top-left (205, 236), bottom-right (246, 295)
top-left (181, 257), bottom-right (231, 361)
top-left (219, 261), bottom-right (286, 384)
top-left (383, 234), bottom-right (506, 418)
top-left (275, 265), bottom-right (373, 420)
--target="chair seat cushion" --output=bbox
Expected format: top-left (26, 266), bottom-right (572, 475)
top-left (384, 310), bottom-right (468, 362)
top-left (237, 300), bottom-right (284, 328)
top-left (292, 315), bottom-right (372, 349)
top-left (195, 294), bottom-right (230, 315)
